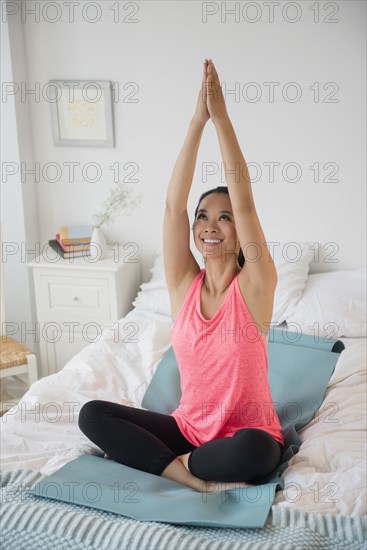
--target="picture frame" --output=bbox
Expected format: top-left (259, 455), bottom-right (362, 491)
top-left (49, 80), bottom-right (115, 147)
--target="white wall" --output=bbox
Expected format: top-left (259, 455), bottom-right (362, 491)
top-left (1, 7), bottom-right (39, 351)
top-left (2, 0), bottom-right (366, 336)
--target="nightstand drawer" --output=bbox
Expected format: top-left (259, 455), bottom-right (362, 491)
top-left (39, 274), bottom-right (111, 320)
top-left (29, 246), bottom-right (141, 377)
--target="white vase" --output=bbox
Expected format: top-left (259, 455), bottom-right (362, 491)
top-left (89, 226), bottom-right (108, 260)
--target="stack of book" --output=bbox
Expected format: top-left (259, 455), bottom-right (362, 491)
top-left (48, 225), bottom-right (93, 258)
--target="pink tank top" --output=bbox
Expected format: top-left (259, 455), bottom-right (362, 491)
top-left (170, 268), bottom-right (284, 447)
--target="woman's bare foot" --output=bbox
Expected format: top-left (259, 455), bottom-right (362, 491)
top-left (105, 452), bottom-right (253, 493)
top-left (177, 453), bottom-right (253, 492)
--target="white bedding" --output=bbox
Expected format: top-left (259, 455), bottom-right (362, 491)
top-left (0, 307), bottom-right (366, 518)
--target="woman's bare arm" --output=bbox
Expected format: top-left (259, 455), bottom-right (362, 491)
top-left (165, 60), bottom-right (210, 212)
top-left (214, 117), bottom-right (255, 211)
top-left (163, 61), bottom-right (211, 293)
top-left (214, 117), bottom-right (277, 284)
top-left (206, 61), bottom-right (277, 284)
top-left (205, 61), bottom-right (254, 211)
top-left (165, 119), bottom-right (206, 212)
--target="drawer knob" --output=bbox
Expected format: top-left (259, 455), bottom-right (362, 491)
top-left (72, 296), bottom-right (79, 302)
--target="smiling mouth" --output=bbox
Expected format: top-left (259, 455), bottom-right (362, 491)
top-left (201, 239), bottom-right (223, 244)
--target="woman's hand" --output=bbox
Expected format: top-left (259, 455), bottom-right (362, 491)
top-left (192, 59), bottom-right (210, 126)
top-left (206, 60), bottom-right (230, 125)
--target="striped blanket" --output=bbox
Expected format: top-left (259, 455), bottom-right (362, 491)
top-left (1, 468), bottom-right (365, 550)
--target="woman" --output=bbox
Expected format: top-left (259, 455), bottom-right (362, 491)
top-left (78, 59), bottom-right (284, 494)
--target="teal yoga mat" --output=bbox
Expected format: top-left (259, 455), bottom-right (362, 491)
top-left (29, 453), bottom-right (283, 528)
top-left (28, 328), bottom-right (345, 528)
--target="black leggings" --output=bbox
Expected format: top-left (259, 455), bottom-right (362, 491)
top-left (78, 400), bottom-right (283, 483)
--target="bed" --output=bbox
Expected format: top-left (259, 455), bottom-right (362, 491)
top-left (1, 243), bottom-right (366, 549)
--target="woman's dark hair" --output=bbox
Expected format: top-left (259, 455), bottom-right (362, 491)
top-left (193, 186), bottom-right (245, 268)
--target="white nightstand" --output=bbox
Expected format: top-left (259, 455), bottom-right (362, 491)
top-left (28, 244), bottom-right (141, 378)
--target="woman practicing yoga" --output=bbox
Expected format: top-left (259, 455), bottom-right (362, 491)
top-left (78, 59), bottom-right (284, 493)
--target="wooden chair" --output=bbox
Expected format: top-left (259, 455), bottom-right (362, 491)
top-left (0, 337), bottom-right (38, 402)
top-left (0, 223), bottom-right (38, 412)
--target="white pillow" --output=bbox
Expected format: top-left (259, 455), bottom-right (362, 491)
top-left (285, 268), bottom-right (367, 338)
top-left (271, 241), bottom-right (314, 324)
top-left (132, 282), bottom-right (171, 317)
top-left (148, 252), bottom-right (165, 285)
top-left (133, 242), bottom-right (314, 325)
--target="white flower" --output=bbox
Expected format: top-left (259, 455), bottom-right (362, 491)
top-left (92, 184), bottom-right (142, 228)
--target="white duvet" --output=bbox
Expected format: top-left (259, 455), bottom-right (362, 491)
top-left (0, 308), bottom-right (366, 517)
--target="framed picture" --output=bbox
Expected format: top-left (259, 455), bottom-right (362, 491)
top-left (49, 80), bottom-right (115, 147)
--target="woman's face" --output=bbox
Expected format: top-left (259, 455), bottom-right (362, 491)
top-left (193, 193), bottom-right (240, 262)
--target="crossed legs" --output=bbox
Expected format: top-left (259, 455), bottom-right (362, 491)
top-left (78, 400), bottom-right (282, 492)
